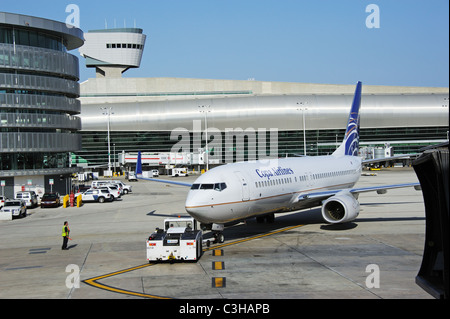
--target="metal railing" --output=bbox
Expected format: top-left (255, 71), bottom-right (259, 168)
top-left (0, 43), bottom-right (80, 80)
top-left (0, 72), bottom-right (79, 96)
top-left (0, 113), bottom-right (81, 130)
top-left (0, 93), bottom-right (80, 114)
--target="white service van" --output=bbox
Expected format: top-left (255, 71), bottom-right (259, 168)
top-left (151, 169), bottom-right (159, 177)
top-left (15, 191), bottom-right (38, 208)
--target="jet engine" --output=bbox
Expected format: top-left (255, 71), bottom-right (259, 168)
top-left (321, 193), bottom-right (360, 223)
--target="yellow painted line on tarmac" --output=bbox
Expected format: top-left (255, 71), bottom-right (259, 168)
top-left (83, 263), bottom-right (172, 299)
top-left (82, 223), bottom-right (304, 299)
top-left (203, 223), bottom-right (305, 251)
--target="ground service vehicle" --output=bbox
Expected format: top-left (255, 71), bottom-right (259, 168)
top-left (146, 217), bottom-right (203, 262)
top-left (128, 172), bottom-right (137, 181)
top-left (108, 180), bottom-right (132, 194)
top-left (98, 185), bottom-right (121, 200)
top-left (171, 168), bottom-right (188, 177)
top-left (15, 191), bottom-right (38, 208)
top-left (151, 169), bottom-right (159, 177)
top-left (1, 200), bottom-right (27, 218)
top-left (78, 189), bottom-right (112, 203)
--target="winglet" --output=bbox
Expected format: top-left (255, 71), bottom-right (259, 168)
top-left (333, 81), bottom-right (362, 157)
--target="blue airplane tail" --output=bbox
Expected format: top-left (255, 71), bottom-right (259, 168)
top-left (136, 151), bottom-right (143, 175)
top-left (333, 81), bottom-right (362, 157)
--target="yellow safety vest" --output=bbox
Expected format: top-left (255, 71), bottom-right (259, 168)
top-left (62, 226), bottom-right (68, 237)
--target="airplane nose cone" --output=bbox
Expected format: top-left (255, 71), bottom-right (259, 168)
top-left (185, 191), bottom-right (209, 223)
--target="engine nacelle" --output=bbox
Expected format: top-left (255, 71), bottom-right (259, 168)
top-left (321, 193), bottom-right (360, 224)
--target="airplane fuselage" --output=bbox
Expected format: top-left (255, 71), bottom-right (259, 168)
top-left (185, 155), bottom-right (362, 225)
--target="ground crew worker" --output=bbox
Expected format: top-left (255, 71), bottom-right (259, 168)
top-left (62, 221), bottom-right (70, 250)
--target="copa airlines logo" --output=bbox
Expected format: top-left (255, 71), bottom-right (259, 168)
top-left (255, 166), bottom-right (294, 180)
top-left (344, 112), bottom-right (360, 157)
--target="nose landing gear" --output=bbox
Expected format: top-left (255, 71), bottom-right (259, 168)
top-left (214, 232), bottom-right (225, 244)
top-left (201, 223), bottom-right (225, 246)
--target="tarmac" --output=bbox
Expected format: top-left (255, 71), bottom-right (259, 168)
top-left (0, 167), bottom-right (433, 300)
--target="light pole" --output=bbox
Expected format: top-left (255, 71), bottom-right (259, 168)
top-left (113, 143), bottom-right (116, 173)
top-left (101, 106), bottom-right (113, 175)
top-left (296, 102), bottom-right (308, 156)
top-left (198, 105), bottom-right (211, 171)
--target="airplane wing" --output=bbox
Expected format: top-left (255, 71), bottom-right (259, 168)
top-left (362, 153), bottom-right (419, 165)
top-left (349, 182), bottom-right (421, 194)
top-left (297, 182), bottom-right (421, 203)
top-left (137, 175), bottom-right (193, 187)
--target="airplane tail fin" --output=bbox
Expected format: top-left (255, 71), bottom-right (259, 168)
top-left (136, 151), bottom-right (143, 175)
top-left (333, 81), bottom-right (362, 157)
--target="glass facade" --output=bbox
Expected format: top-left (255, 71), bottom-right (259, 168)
top-left (0, 15), bottom-right (83, 180)
top-left (75, 126), bottom-right (448, 167)
top-left (0, 26), bottom-right (66, 51)
top-left (0, 152), bottom-right (70, 171)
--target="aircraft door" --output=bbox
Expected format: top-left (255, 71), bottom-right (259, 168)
top-left (234, 171), bottom-right (250, 201)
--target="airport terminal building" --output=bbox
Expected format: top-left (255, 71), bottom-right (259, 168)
top-left (78, 78), bottom-right (449, 168)
top-left (76, 29), bottom-right (449, 171)
top-left (0, 12), bottom-right (84, 196)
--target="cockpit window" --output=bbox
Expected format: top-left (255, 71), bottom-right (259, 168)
top-left (214, 183), bottom-right (227, 191)
top-left (191, 183), bottom-right (227, 191)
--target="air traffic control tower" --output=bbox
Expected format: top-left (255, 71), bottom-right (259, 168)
top-left (79, 28), bottom-right (146, 78)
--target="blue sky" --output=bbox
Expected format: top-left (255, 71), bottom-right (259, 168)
top-left (2, 0), bottom-right (449, 87)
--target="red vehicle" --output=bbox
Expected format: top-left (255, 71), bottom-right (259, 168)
top-left (40, 193), bottom-right (61, 208)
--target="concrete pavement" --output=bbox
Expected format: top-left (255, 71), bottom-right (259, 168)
top-left (0, 168), bottom-right (433, 299)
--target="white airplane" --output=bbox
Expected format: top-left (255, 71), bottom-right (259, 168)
top-left (140, 82), bottom-right (421, 243)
